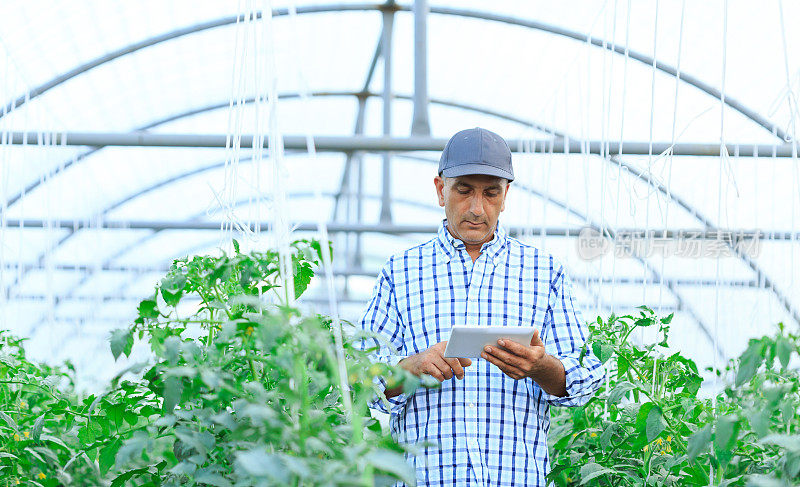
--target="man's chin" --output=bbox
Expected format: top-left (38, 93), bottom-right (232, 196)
top-left (458, 225), bottom-right (492, 243)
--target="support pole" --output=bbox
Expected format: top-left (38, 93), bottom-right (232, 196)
top-left (411, 0), bottom-right (431, 135)
top-left (380, 5), bottom-right (395, 223)
top-left (5, 132), bottom-right (799, 157)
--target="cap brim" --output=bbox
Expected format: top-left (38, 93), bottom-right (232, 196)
top-left (441, 163), bottom-right (514, 182)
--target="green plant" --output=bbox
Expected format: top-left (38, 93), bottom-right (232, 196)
top-left (0, 239), bottom-right (419, 486)
top-left (547, 306), bottom-right (800, 486)
top-left (0, 332), bottom-right (97, 485)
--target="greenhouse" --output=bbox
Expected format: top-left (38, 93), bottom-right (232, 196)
top-left (0, 1), bottom-right (799, 485)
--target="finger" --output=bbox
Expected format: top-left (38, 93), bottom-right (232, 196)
top-left (431, 356), bottom-right (454, 380)
top-left (457, 357), bottom-right (473, 367)
top-left (481, 351), bottom-right (526, 379)
top-left (530, 329), bottom-right (545, 347)
top-left (444, 357), bottom-right (464, 379)
top-left (484, 344), bottom-right (524, 368)
top-left (497, 338), bottom-right (531, 358)
top-left (423, 363), bottom-right (445, 381)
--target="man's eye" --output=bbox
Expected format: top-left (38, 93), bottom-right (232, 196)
top-left (486, 192), bottom-right (498, 198)
top-left (457, 189), bottom-right (470, 195)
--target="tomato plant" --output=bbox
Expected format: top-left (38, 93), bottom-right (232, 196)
top-left (0, 239), bottom-right (418, 486)
top-left (548, 306), bottom-right (800, 486)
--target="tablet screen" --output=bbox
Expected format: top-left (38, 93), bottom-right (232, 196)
top-left (443, 326), bottom-right (536, 358)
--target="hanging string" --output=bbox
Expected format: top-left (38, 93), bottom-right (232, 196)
top-left (778, 0), bottom-right (799, 306)
top-left (642, 0), bottom-right (660, 310)
top-left (658, 0), bottom-right (685, 319)
top-left (711, 1), bottom-right (729, 483)
top-left (609, 0), bottom-right (632, 316)
top-left (595, 0), bottom-right (611, 314)
top-left (285, 0), bottom-right (352, 415)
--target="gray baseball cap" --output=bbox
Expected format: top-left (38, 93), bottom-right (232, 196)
top-left (438, 127), bottom-right (514, 182)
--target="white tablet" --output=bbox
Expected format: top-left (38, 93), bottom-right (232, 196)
top-left (443, 326), bottom-right (537, 358)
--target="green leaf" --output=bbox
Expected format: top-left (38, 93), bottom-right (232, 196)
top-left (660, 312), bottom-right (674, 324)
top-left (776, 337), bottom-right (793, 369)
top-left (161, 273), bottom-right (187, 293)
top-left (162, 376), bottom-right (183, 413)
top-left (123, 411), bottom-right (139, 426)
top-left (645, 405), bottom-right (666, 442)
top-left (745, 475), bottom-right (790, 487)
top-left (736, 340), bottom-right (765, 386)
top-left (110, 328), bottom-right (134, 360)
top-left (607, 381), bottom-right (636, 404)
top-left (163, 336), bottom-right (182, 365)
top-left (137, 299), bottom-right (159, 319)
top-left (110, 467), bottom-right (150, 487)
top-left (592, 342), bottom-right (614, 363)
top-left (293, 261), bottom-right (315, 298)
top-left (746, 408), bottom-right (770, 438)
top-left (30, 414), bottom-right (45, 442)
top-left (635, 402), bottom-right (655, 435)
top-left (687, 424), bottom-right (712, 461)
top-left (160, 288), bottom-right (183, 307)
top-left (0, 411), bottom-right (19, 431)
top-left (194, 471), bottom-right (232, 487)
top-left (115, 433), bottom-right (150, 469)
top-left (759, 434), bottom-right (800, 452)
top-left (714, 414), bottom-right (740, 452)
top-left (579, 462), bottom-right (616, 484)
top-left (365, 450), bottom-right (416, 485)
top-left (40, 434), bottom-right (68, 449)
top-left (99, 438), bottom-right (122, 475)
top-left (232, 238), bottom-right (240, 254)
top-left (106, 403), bottom-right (125, 429)
top-left (235, 448), bottom-right (289, 481)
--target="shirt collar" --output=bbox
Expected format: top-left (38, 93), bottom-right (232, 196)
top-left (435, 218), bottom-right (508, 265)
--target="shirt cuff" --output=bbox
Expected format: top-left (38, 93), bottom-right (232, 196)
top-left (539, 356), bottom-right (602, 407)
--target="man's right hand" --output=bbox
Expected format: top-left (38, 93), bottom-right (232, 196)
top-left (385, 341), bottom-right (472, 399)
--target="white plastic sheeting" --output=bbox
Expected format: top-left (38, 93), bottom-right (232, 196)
top-left (1, 0), bottom-right (798, 389)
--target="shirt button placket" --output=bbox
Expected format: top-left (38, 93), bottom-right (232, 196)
top-left (464, 254), bottom-right (484, 485)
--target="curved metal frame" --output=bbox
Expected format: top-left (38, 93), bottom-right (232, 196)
top-left (1, 2), bottom-right (786, 140)
top-left (23, 153), bottom-right (725, 359)
top-left (1, 2), bottom-right (794, 348)
top-left (1, 87), bottom-right (572, 292)
top-left (2, 91), bottom-right (566, 214)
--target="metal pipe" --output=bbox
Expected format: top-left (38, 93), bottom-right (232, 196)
top-left (2, 90), bottom-right (568, 216)
top-left (1, 3), bottom-right (785, 140)
top-left (5, 268), bottom-right (767, 289)
top-left (5, 131), bottom-right (798, 156)
top-left (411, 0), bottom-right (431, 135)
top-left (380, 7), bottom-right (395, 223)
top-left (3, 219), bottom-right (792, 240)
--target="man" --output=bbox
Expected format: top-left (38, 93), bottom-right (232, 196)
top-left (359, 127), bottom-right (604, 486)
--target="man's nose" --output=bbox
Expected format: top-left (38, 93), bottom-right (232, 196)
top-left (469, 194), bottom-right (484, 216)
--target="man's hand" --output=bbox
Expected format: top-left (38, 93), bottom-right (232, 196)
top-left (481, 330), bottom-right (568, 397)
top-left (384, 341), bottom-right (472, 399)
top-left (400, 341), bottom-right (472, 381)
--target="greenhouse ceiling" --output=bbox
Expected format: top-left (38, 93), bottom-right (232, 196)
top-left (1, 0), bottom-right (799, 388)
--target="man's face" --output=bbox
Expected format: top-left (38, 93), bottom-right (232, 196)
top-left (434, 174), bottom-right (510, 245)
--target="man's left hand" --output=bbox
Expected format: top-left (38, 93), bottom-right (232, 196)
top-left (481, 330), bottom-right (568, 396)
top-left (481, 330), bottom-right (547, 380)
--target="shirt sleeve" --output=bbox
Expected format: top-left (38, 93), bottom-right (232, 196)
top-left (539, 259), bottom-right (605, 407)
top-left (354, 257), bottom-right (409, 416)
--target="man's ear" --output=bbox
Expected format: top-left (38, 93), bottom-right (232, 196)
top-left (434, 176), bottom-right (446, 207)
top-left (500, 181), bottom-right (510, 212)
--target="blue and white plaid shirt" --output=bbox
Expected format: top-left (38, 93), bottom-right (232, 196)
top-left (358, 219), bottom-right (604, 487)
